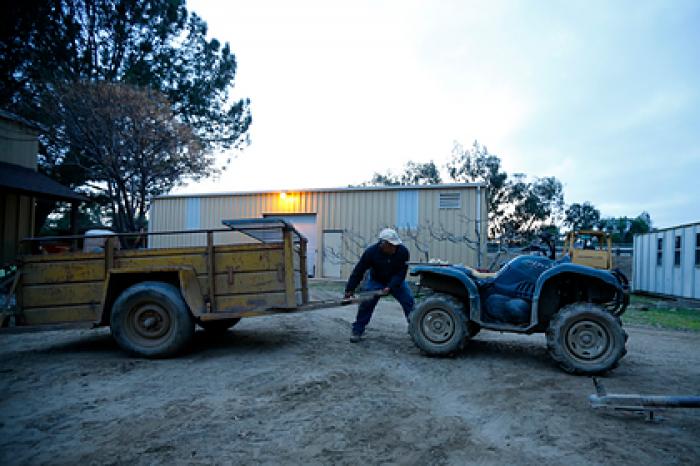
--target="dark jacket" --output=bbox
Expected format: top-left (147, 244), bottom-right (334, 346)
top-left (345, 242), bottom-right (410, 293)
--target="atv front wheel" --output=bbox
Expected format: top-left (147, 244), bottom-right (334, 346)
top-left (546, 302), bottom-right (627, 375)
top-left (409, 293), bottom-right (474, 356)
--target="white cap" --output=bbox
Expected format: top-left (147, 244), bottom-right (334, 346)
top-left (378, 228), bottom-right (402, 245)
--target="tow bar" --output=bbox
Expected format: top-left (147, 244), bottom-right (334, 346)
top-left (589, 377), bottom-right (700, 421)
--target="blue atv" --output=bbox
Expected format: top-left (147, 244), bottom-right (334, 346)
top-left (408, 243), bottom-right (629, 375)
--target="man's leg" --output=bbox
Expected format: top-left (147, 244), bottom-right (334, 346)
top-left (391, 281), bottom-right (415, 322)
top-left (352, 279), bottom-right (383, 336)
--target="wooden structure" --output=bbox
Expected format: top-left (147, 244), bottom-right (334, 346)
top-left (6, 219), bottom-right (319, 357)
top-left (0, 109), bottom-right (85, 266)
top-left (16, 219), bottom-right (308, 324)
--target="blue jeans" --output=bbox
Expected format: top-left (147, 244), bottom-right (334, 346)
top-left (352, 278), bottom-right (415, 335)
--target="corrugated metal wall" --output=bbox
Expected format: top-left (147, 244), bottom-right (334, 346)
top-left (633, 223), bottom-right (700, 299)
top-left (150, 185), bottom-right (487, 278)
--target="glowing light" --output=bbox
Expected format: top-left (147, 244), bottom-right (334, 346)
top-left (279, 191), bottom-right (287, 200)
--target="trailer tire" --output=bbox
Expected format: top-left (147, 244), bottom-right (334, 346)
top-left (546, 302), bottom-right (627, 375)
top-left (111, 281), bottom-right (194, 358)
top-left (198, 318), bottom-right (241, 334)
top-left (409, 293), bottom-right (472, 356)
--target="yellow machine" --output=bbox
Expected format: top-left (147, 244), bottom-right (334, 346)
top-left (562, 230), bottom-right (613, 270)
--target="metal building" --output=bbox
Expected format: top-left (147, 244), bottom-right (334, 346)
top-left (632, 222), bottom-right (700, 299)
top-left (150, 183), bottom-right (487, 279)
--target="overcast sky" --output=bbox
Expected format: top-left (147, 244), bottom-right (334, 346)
top-left (177, 0), bottom-right (700, 229)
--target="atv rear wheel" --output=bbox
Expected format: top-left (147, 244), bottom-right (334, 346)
top-left (546, 302), bottom-right (627, 375)
top-left (409, 293), bottom-right (474, 356)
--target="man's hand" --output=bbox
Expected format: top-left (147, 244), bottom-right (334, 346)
top-left (344, 291), bottom-right (353, 299)
top-left (380, 287), bottom-right (391, 296)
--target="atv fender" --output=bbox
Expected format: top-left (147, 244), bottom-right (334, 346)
top-left (532, 263), bottom-right (626, 319)
top-left (410, 265), bottom-right (480, 321)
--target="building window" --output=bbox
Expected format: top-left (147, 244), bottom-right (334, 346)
top-left (696, 233), bottom-right (700, 267)
top-left (396, 191), bottom-right (418, 229)
top-left (439, 192), bottom-right (461, 209)
top-left (674, 235), bottom-right (681, 267)
top-left (656, 237), bottom-right (663, 266)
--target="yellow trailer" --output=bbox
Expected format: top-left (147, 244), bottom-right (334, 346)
top-left (4, 219), bottom-right (356, 357)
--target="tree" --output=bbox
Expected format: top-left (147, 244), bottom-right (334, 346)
top-left (501, 175), bottom-right (564, 237)
top-left (447, 141), bottom-right (563, 238)
top-left (447, 141), bottom-right (509, 237)
top-left (1, 0), bottom-right (251, 231)
top-left (369, 161), bottom-right (442, 186)
top-left (564, 202), bottom-right (601, 231)
top-left (598, 212), bottom-right (652, 243)
top-left (42, 81), bottom-right (206, 232)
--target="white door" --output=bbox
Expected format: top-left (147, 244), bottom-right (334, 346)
top-left (322, 231), bottom-right (343, 279)
top-left (265, 214), bottom-right (317, 277)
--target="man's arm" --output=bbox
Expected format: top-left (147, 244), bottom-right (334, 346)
top-left (345, 249), bottom-right (371, 295)
top-left (386, 247), bottom-right (410, 291)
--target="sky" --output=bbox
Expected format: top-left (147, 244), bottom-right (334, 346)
top-left (177, 0), bottom-right (700, 229)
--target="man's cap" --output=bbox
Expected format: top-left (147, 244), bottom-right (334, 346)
top-left (378, 228), bottom-right (402, 245)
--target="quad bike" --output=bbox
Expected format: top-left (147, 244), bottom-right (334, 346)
top-left (408, 235), bottom-right (630, 375)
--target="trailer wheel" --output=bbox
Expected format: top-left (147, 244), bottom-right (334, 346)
top-left (111, 281), bottom-right (194, 358)
top-left (409, 293), bottom-right (472, 356)
top-left (546, 302), bottom-right (627, 375)
top-left (198, 318), bottom-right (241, 334)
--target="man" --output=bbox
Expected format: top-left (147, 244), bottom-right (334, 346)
top-left (344, 228), bottom-right (414, 342)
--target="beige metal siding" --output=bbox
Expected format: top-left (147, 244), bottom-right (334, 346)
top-left (150, 185), bottom-right (487, 278)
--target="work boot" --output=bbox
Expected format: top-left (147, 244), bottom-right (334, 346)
top-left (350, 331), bottom-right (362, 343)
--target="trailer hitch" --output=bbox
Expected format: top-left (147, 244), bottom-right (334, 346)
top-left (589, 377), bottom-right (700, 421)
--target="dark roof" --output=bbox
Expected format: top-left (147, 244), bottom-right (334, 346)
top-left (0, 161), bottom-right (87, 201)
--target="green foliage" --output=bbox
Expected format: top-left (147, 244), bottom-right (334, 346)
top-left (564, 202), bottom-right (600, 231)
top-left (39, 202), bottom-right (109, 236)
top-left (598, 212), bottom-right (651, 242)
top-left (447, 141), bottom-right (564, 238)
top-left (369, 161), bottom-right (442, 186)
top-left (0, 0), bottom-right (251, 231)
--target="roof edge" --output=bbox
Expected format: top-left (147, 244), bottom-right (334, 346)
top-left (156, 182), bottom-right (487, 200)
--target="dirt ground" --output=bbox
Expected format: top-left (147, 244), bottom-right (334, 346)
top-left (1, 293), bottom-right (699, 465)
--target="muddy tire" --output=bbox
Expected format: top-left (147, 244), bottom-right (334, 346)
top-left (111, 281), bottom-right (194, 358)
top-left (409, 293), bottom-right (473, 356)
top-left (198, 318), bottom-right (241, 334)
top-left (546, 302), bottom-right (627, 375)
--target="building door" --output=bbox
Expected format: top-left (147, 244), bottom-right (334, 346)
top-left (322, 231), bottom-right (343, 279)
top-left (264, 214), bottom-right (317, 277)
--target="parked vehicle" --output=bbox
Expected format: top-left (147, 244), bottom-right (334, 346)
top-left (562, 230), bottom-right (613, 270)
top-left (409, 249), bottom-right (630, 375)
top-left (2, 219), bottom-right (358, 358)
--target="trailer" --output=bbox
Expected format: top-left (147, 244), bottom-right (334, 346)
top-left (2, 218), bottom-right (361, 357)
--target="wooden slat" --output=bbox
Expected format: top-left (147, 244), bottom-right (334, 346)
top-left (283, 230), bottom-right (296, 307)
top-left (21, 304), bottom-right (99, 325)
top-left (113, 249), bottom-right (284, 275)
top-left (21, 260), bottom-right (104, 284)
top-left (299, 240), bottom-right (309, 304)
top-left (197, 271), bottom-right (288, 297)
top-left (207, 231), bottom-right (215, 311)
top-left (23, 282), bottom-right (103, 307)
